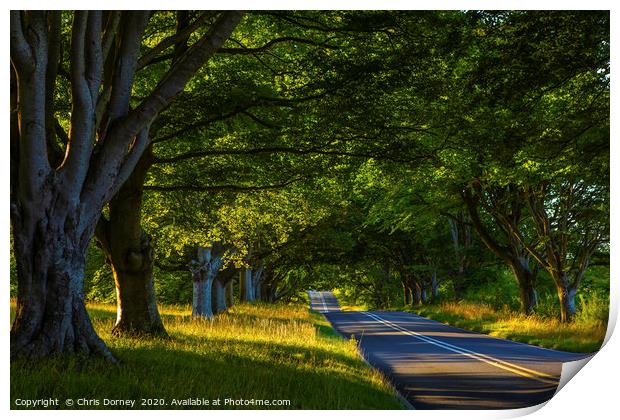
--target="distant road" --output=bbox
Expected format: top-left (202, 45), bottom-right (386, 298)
top-left (307, 290), bottom-right (591, 410)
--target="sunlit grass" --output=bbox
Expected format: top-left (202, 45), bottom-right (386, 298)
top-left (407, 301), bottom-right (606, 353)
top-left (11, 301), bottom-right (404, 409)
top-left (332, 289), bottom-right (369, 312)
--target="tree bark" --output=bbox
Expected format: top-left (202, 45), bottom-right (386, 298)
top-left (10, 11), bottom-right (243, 360)
top-left (213, 265), bottom-right (235, 313)
top-left (213, 279), bottom-right (227, 314)
top-left (11, 211), bottom-right (114, 361)
top-left (509, 257), bottom-right (538, 315)
top-left (556, 279), bottom-right (578, 323)
top-left (191, 246), bottom-right (224, 319)
top-left (225, 277), bottom-right (234, 308)
top-left (430, 270), bottom-right (439, 304)
top-left (420, 286), bottom-right (428, 304)
top-left (252, 263), bottom-right (264, 301)
top-left (402, 282), bottom-right (412, 306)
top-left (96, 149), bottom-right (166, 336)
top-left (239, 268), bottom-right (255, 302)
top-left (193, 276), bottom-right (214, 319)
top-left (412, 278), bottom-right (422, 305)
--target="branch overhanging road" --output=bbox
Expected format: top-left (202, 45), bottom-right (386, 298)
top-left (307, 290), bottom-right (592, 410)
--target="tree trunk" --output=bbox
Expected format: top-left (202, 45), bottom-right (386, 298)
top-left (252, 264), bottom-right (264, 302)
top-left (411, 277), bottom-right (422, 305)
top-left (192, 276), bottom-right (214, 319)
top-left (556, 280), bottom-right (577, 323)
top-left (254, 281), bottom-right (262, 302)
top-left (225, 278), bottom-right (234, 308)
top-left (10, 11), bottom-right (243, 361)
top-left (402, 282), bottom-right (412, 306)
top-left (96, 150), bottom-right (166, 336)
top-left (430, 271), bottom-right (439, 304)
top-left (214, 279), bottom-right (227, 314)
top-left (509, 256), bottom-right (538, 315)
top-left (191, 246), bottom-right (224, 319)
top-left (11, 219), bottom-right (115, 361)
top-left (239, 268), bottom-right (255, 302)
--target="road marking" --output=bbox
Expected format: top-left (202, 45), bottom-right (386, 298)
top-left (361, 311), bottom-right (559, 386)
top-left (319, 292), bottom-right (328, 312)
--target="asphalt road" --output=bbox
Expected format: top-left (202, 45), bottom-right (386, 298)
top-left (307, 290), bottom-right (591, 410)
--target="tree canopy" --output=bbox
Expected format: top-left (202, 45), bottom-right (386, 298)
top-left (10, 10), bottom-right (609, 360)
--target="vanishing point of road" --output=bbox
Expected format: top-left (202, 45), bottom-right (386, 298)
top-left (308, 290), bottom-right (590, 410)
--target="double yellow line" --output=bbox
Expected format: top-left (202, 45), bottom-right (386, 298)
top-left (361, 311), bottom-right (560, 386)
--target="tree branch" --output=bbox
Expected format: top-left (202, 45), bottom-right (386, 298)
top-left (10, 11), bottom-right (33, 71)
top-left (123, 11), bottom-right (243, 135)
top-left (144, 177), bottom-right (301, 193)
top-left (61, 11), bottom-right (102, 198)
top-left (137, 12), bottom-right (209, 70)
top-left (218, 36), bottom-right (338, 54)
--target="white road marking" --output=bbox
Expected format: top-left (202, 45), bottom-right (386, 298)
top-left (319, 291), bottom-right (328, 312)
top-left (361, 311), bottom-right (559, 386)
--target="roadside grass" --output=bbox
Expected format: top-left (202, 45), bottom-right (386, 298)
top-left (11, 301), bottom-right (404, 410)
top-left (332, 289), bottom-right (369, 312)
top-left (403, 301), bottom-right (606, 353)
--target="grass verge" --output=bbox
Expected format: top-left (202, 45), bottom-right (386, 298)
top-left (404, 301), bottom-right (605, 353)
top-left (11, 301), bottom-right (404, 410)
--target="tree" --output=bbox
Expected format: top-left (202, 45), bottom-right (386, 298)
top-left (10, 10), bottom-right (242, 359)
top-left (191, 244), bottom-right (226, 319)
top-left (95, 10), bottom-right (381, 334)
top-left (462, 182), bottom-right (540, 314)
top-left (522, 181), bottom-right (608, 322)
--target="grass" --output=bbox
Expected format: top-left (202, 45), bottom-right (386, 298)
top-left (332, 289), bottom-right (369, 312)
top-left (403, 301), bottom-right (606, 353)
top-left (11, 301), bottom-right (404, 410)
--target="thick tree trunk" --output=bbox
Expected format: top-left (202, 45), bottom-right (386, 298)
top-left (11, 219), bottom-right (115, 361)
top-left (402, 283), bottom-right (412, 306)
top-left (191, 246), bottom-right (224, 319)
top-left (10, 11), bottom-right (243, 361)
top-left (96, 150), bottom-right (166, 336)
top-left (509, 257), bottom-right (538, 315)
top-left (411, 277), bottom-right (422, 305)
top-left (556, 280), bottom-right (577, 323)
top-left (214, 279), bottom-right (227, 314)
top-left (193, 277), bottom-right (214, 319)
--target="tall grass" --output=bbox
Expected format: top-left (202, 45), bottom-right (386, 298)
top-left (11, 302), bottom-right (404, 410)
top-left (408, 301), bottom-right (606, 353)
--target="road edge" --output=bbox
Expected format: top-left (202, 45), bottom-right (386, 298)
top-left (308, 290), bottom-right (415, 410)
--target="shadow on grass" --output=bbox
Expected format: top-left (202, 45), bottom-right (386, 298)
top-left (11, 334), bottom-right (404, 410)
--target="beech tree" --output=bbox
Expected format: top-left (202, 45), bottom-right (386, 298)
top-left (94, 10), bottom-right (384, 335)
top-left (10, 10), bottom-right (242, 359)
top-left (191, 245), bottom-right (227, 319)
top-left (522, 181), bottom-right (608, 322)
top-left (462, 182), bottom-right (540, 314)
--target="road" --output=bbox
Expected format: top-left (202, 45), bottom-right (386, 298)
top-left (307, 290), bottom-right (591, 410)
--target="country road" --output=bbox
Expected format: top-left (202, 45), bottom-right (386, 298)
top-left (308, 290), bottom-right (592, 410)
